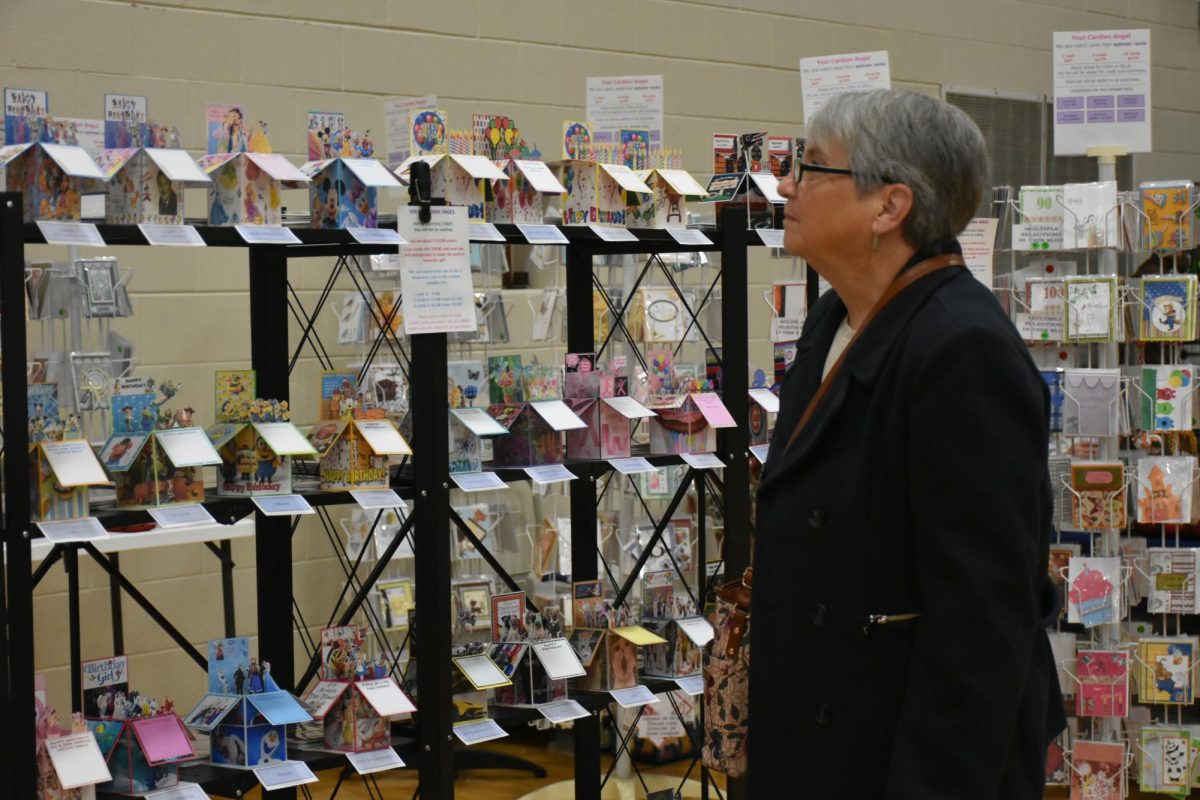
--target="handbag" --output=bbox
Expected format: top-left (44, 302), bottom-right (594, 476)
top-left (702, 567), bottom-right (752, 776)
top-left (701, 253), bottom-right (966, 778)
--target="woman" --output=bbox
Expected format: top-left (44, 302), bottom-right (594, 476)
top-left (749, 90), bottom-right (1064, 798)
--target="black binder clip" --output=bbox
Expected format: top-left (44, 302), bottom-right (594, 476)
top-left (408, 160), bottom-right (433, 224)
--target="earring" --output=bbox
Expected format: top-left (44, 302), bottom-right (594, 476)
top-left (871, 234), bottom-right (880, 252)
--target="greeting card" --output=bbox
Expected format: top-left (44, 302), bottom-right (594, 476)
top-left (1075, 649), bottom-right (1128, 717)
top-left (563, 121), bottom-right (594, 162)
top-left (409, 109), bottom-right (447, 156)
top-left (1069, 739), bottom-right (1125, 800)
top-left (1070, 461), bottom-right (1126, 530)
top-left (1140, 275), bottom-right (1197, 341)
top-left (1137, 637), bottom-right (1197, 705)
top-left (1062, 369), bottom-right (1121, 437)
top-left (1062, 181), bottom-right (1119, 249)
top-left (1141, 365), bottom-right (1195, 432)
top-left (523, 364), bottom-right (561, 402)
top-left (1147, 548), bottom-right (1200, 615)
top-left (1140, 181), bottom-right (1194, 251)
top-left (1136, 457), bottom-right (1195, 524)
top-left (1063, 276), bottom-right (1118, 342)
top-left (1066, 556), bottom-right (1121, 628)
top-left (1139, 726), bottom-right (1193, 793)
top-left (447, 360), bottom-right (485, 409)
top-left (488, 355), bottom-right (524, 405)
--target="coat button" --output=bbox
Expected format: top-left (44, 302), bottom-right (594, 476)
top-left (814, 702), bottom-right (833, 726)
top-left (810, 604), bottom-right (830, 628)
top-left (806, 507), bottom-right (826, 530)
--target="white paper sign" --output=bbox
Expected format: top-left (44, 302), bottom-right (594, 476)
top-left (677, 616), bottom-right (716, 646)
top-left (302, 681), bottom-right (348, 719)
top-left (139, 224), bottom-right (206, 247)
top-left (749, 444), bottom-right (770, 463)
top-left (154, 427), bottom-right (222, 467)
top-left (397, 205), bottom-right (476, 334)
top-left (348, 227), bottom-right (406, 246)
top-left (531, 638), bottom-right (588, 679)
top-left (681, 452), bottom-right (724, 470)
top-left (513, 160), bottom-right (567, 194)
top-left (470, 223), bottom-right (508, 242)
top-left (450, 408), bottom-right (510, 436)
top-left (453, 718), bottom-right (509, 745)
top-left (37, 517), bottom-right (108, 543)
top-left (667, 228), bottom-right (714, 246)
top-left (451, 472), bottom-right (509, 492)
top-left (1013, 222), bottom-right (1065, 252)
top-left (757, 229), bottom-right (785, 248)
top-left (524, 465), bottom-right (577, 485)
top-left (253, 761), bottom-right (318, 791)
top-left (675, 675), bottom-right (705, 696)
top-left (957, 217), bottom-right (999, 287)
top-left (537, 699), bottom-right (591, 724)
top-left (608, 457), bottom-right (657, 475)
top-left (588, 224), bottom-right (639, 242)
top-left (383, 95), bottom-right (437, 165)
top-left (37, 221), bottom-right (105, 247)
top-left (39, 440), bottom-right (108, 486)
top-left (610, 685), bottom-right (660, 708)
top-left (586, 75), bottom-right (664, 145)
top-left (799, 50), bottom-right (892, 124)
top-left (354, 419), bottom-right (412, 455)
top-left (531, 400), bottom-right (588, 431)
top-left (454, 655), bottom-right (512, 690)
top-left (357, 678), bottom-right (417, 717)
top-left (1052, 29), bottom-right (1151, 155)
top-left (252, 494), bottom-right (316, 516)
top-left (748, 388), bottom-right (781, 413)
top-left (235, 224), bottom-right (302, 245)
top-left (749, 173), bottom-right (785, 204)
top-left (148, 504), bottom-right (216, 529)
top-left (517, 224), bottom-right (569, 245)
top-left (601, 396), bottom-right (657, 419)
top-left (351, 489), bottom-right (407, 510)
top-left (145, 782), bottom-right (209, 800)
top-left (347, 747), bottom-right (405, 775)
top-left (44, 732), bottom-right (112, 789)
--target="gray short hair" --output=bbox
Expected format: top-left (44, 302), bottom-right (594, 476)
top-left (807, 89), bottom-right (988, 247)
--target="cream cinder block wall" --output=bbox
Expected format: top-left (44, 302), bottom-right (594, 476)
top-left (4, 0), bottom-right (1198, 712)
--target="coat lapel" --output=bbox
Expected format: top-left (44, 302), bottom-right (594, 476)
top-left (760, 268), bottom-right (966, 492)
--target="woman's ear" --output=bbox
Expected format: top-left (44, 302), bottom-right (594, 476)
top-left (873, 183), bottom-right (914, 238)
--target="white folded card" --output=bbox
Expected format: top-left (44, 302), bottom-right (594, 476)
top-left (530, 638), bottom-right (588, 680)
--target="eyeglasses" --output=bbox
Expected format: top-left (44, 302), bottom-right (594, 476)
top-left (793, 161), bottom-right (855, 183)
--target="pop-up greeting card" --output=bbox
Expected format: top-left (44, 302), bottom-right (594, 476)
top-left (640, 572), bottom-right (713, 679)
top-left (207, 394), bottom-right (316, 497)
top-left (646, 393), bottom-right (735, 456)
top-left (486, 400), bottom-right (584, 468)
top-left (488, 159), bottom-right (566, 224)
top-left (300, 157), bottom-right (401, 229)
top-left (702, 170), bottom-right (782, 228)
top-left (30, 438), bottom-right (109, 521)
top-left (0, 141), bottom-right (104, 221)
top-left (307, 418), bottom-right (410, 491)
top-left (395, 153), bottom-right (506, 221)
top-left (564, 353), bottom-right (652, 460)
top-left (196, 152), bottom-right (308, 226)
top-left (628, 169), bottom-right (708, 229)
top-left (100, 713), bottom-right (194, 794)
top-left (559, 160), bottom-right (651, 226)
top-left (101, 422), bottom-right (221, 509)
top-left (94, 147), bottom-right (210, 225)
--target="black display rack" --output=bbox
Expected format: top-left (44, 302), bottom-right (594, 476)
top-left (0, 195), bottom-right (758, 800)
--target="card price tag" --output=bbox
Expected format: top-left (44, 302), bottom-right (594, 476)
top-left (608, 457), bottom-right (657, 475)
top-left (37, 221), bottom-right (105, 247)
top-left (348, 227), bottom-right (406, 245)
top-left (524, 465), bottom-right (576, 485)
top-left (610, 685), bottom-right (659, 708)
top-left (588, 224), bottom-right (638, 242)
top-left (517, 224), bottom-right (569, 245)
top-left (253, 761), bottom-right (318, 790)
top-left (757, 229), bottom-right (785, 248)
top-left (537, 699), bottom-right (590, 724)
top-left (347, 747), bottom-right (405, 775)
top-left (235, 225), bottom-right (302, 245)
top-left (450, 472), bottom-right (509, 492)
top-left (749, 444), bottom-right (770, 463)
top-left (37, 517), bottom-right (108, 543)
top-left (139, 224), bottom-right (206, 247)
top-left (470, 223), bottom-right (507, 242)
top-left (453, 718), bottom-right (508, 745)
top-left (680, 452), bottom-right (724, 470)
top-left (252, 494), bottom-right (316, 516)
top-left (351, 489), bottom-right (407, 510)
top-left (667, 228), bottom-right (713, 246)
top-left (148, 504), bottom-right (217, 529)
top-left (675, 675), bottom-right (704, 696)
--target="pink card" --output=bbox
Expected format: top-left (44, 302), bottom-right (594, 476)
top-left (690, 393), bottom-right (736, 428)
top-left (130, 714), bottom-right (195, 765)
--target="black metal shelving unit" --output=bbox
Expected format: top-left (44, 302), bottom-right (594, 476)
top-left (1, 196), bottom-right (758, 800)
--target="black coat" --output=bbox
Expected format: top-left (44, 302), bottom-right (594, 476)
top-left (748, 247), bottom-right (1066, 799)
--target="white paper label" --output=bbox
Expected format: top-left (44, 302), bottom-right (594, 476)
top-left (531, 400), bottom-right (588, 431)
top-left (749, 444), bottom-right (770, 463)
top-left (610, 685), bottom-right (660, 708)
top-left (517, 224), bottom-right (569, 245)
top-left (144, 782), bottom-right (209, 800)
top-left (748, 388), bottom-right (781, 413)
top-left (301, 681), bottom-right (347, 719)
top-left (524, 465), bottom-right (577, 485)
top-left (44, 731), bottom-right (113, 789)
top-left (148, 504), bottom-right (216, 529)
top-left (1013, 222), bottom-right (1065, 252)
top-left (348, 227), bottom-right (406, 245)
top-left (139, 224), bottom-right (206, 247)
top-left (235, 224), bottom-right (302, 245)
top-left (531, 638), bottom-right (588, 679)
top-left (357, 678), bottom-right (417, 717)
top-left (451, 472), bottom-right (509, 492)
top-left (537, 699), bottom-right (591, 724)
top-left (513, 160), bottom-right (566, 193)
top-left (454, 654), bottom-right (512, 689)
top-left (37, 517), bottom-right (108, 543)
top-left (253, 761), bottom-right (318, 791)
top-left (608, 457), bottom-right (657, 475)
top-left (957, 217), bottom-right (998, 287)
top-left (748, 173), bottom-right (785, 204)
top-left (470, 223), bottom-right (508, 242)
top-left (144, 148), bottom-right (208, 183)
top-left (347, 748), bottom-right (405, 775)
top-left (667, 228), bottom-right (713, 246)
top-left (451, 408), bottom-right (510, 436)
top-left (1052, 29), bottom-right (1152, 156)
top-left (675, 675), bottom-right (705, 696)
top-left (37, 221), bottom-right (105, 247)
top-left (601, 396), bottom-right (657, 419)
top-left (588, 224), bottom-right (639, 242)
top-left (252, 494), bottom-right (316, 516)
top-left (397, 205), bottom-right (476, 334)
top-left (453, 718), bottom-right (509, 745)
top-left (353, 419), bottom-right (412, 455)
top-left (757, 229), bottom-right (785, 248)
top-left (351, 489), bottom-right (407, 510)
top-left (677, 616), bottom-right (716, 646)
top-left (681, 452), bottom-right (724, 470)
top-left (254, 421), bottom-right (319, 457)
top-left (154, 427), bottom-right (222, 467)
top-left (800, 50), bottom-right (891, 124)
top-left (39, 440), bottom-right (108, 486)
